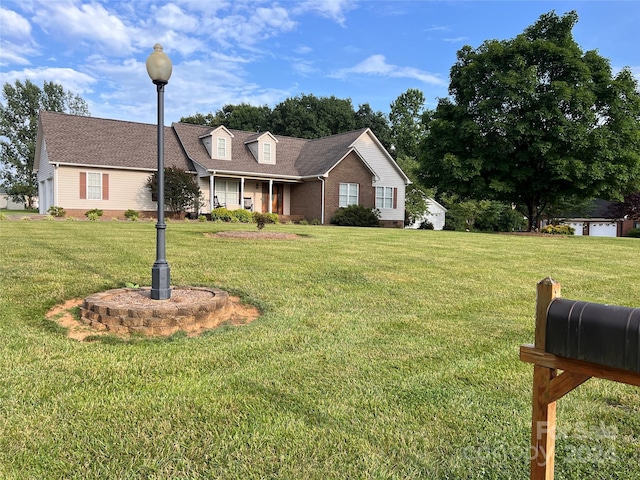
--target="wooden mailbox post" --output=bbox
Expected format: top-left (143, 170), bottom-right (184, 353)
top-left (520, 278), bottom-right (640, 480)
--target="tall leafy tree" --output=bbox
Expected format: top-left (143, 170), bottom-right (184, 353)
top-left (354, 103), bottom-right (392, 151)
top-left (388, 89), bottom-right (432, 225)
top-left (389, 88), bottom-right (427, 159)
top-left (0, 80), bottom-right (89, 208)
top-left (419, 11), bottom-right (640, 230)
top-left (181, 104), bottom-right (271, 132)
top-left (608, 191), bottom-right (640, 221)
top-left (270, 94), bottom-right (356, 138)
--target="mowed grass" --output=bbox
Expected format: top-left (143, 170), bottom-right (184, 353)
top-left (0, 220), bottom-right (638, 479)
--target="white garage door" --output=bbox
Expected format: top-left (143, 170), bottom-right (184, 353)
top-left (589, 222), bottom-right (617, 237)
top-left (567, 222), bottom-right (583, 236)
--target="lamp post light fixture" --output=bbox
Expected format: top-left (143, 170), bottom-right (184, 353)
top-left (146, 44), bottom-right (172, 300)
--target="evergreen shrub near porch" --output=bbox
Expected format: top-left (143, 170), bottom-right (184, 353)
top-left (331, 204), bottom-right (381, 227)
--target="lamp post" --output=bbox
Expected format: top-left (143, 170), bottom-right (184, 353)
top-left (146, 44), bottom-right (172, 300)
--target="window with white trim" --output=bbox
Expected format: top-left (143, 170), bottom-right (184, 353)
top-left (263, 142), bottom-right (271, 162)
top-left (339, 183), bottom-right (359, 207)
top-left (214, 179), bottom-right (239, 206)
top-left (217, 137), bottom-right (226, 157)
top-left (87, 172), bottom-right (102, 200)
top-left (376, 186), bottom-right (394, 209)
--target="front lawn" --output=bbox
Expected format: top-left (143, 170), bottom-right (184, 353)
top-left (0, 220), bottom-right (638, 479)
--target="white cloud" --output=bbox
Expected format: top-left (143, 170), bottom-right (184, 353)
top-left (0, 66), bottom-right (96, 94)
top-left (332, 54), bottom-right (446, 85)
top-left (294, 45), bottom-right (313, 55)
top-left (32, 1), bottom-right (136, 55)
top-left (296, 0), bottom-right (357, 26)
top-left (0, 40), bottom-right (38, 67)
top-left (155, 3), bottom-right (200, 32)
top-left (0, 7), bottom-right (31, 39)
top-left (201, 5), bottom-right (296, 48)
top-left (443, 37), bottom-right (468, 44)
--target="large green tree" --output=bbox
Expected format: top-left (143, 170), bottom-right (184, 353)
top-left (270, 94), bottom-right (356, 138)
top-left (0, 80), bottom-right (90, 208)
top-left (419, 11), bottom-right (640, 230)
top-left (388, 89), bottom-right (433, 225)
top-left (181, 103), bottom-right (271, 132)
top-left (145, 167), bottom-right (202, 216)
top-left (180, 95), bottom-right (392, 145)
top-left (389, 88), bottom-right (427, 159)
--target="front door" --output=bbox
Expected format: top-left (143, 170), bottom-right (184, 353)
top-left (262, 183), bottom-right (283, 214)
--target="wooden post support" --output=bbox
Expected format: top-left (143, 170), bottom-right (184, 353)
top-left (530, 278), bottom-right (561, 480)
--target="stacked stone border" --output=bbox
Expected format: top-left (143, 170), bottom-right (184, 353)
top-left (81, 286), bottom-right (232, 336)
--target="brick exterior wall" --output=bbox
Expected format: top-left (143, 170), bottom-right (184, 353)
top-left (290, 180), bottom-right (323, 223)
top-left (324, 151), bottom-right (375, 224)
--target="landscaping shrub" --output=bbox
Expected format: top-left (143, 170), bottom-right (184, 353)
top-left (540, 224), bottom-right (575, 235)
top-left (84, 208), bottom-right (103, 219)
top-left (331, 205), bottom-right (380, 227)
top-left (210, 207), bottom-right (233, 222)
top-left (198, 215), bottom-right (207, 222)
top-left (419, 220), bottom-right (434, 230)
top-left (124, 209), bottom-right (139, 221)
top-left (625, 228), bottom-right (640, 238)
top-left (231, 209), bottom-right (253, 223)
top-left (253, 212), bottom-right (277, 230)
top-left (47, 206), bottom-right (66, 217)
top-left (311, 218), bottom-right (321, 225)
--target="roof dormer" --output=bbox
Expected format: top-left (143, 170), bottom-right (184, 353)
top-left (244, 131), bottom-right (278, 164)
top-left (200, 125), bottom-right (234, 160)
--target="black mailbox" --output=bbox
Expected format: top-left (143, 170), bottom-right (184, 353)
top-left (546, 298), bottom-right (640, 373)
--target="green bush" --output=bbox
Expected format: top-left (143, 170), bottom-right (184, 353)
top-left (232, 209), bottom-right (253, 223)
top-left (47, 206), bottom-right (66, 217)
top-left (253, 212), bottom-right (278, 230)
top-left (540, 224), bottom-right (575, 235)
top-left (311, 219), bottom-right (321, 225)
top-left (210, 207), bottom-right (233, 222)
top-left (331, 205), bottom-right (380, 227)
top-left (0, 212), bottom-right (6, 221)
top-left (419, 220), bottom-right (434, 230)
top-left (198, 215), bottom-right (207, 222)
top-left (625, 228), bottom-right (640, 238)
top-left (299, 219), bottom-right (309, 225)
top-left (84, 208), bottom-right (103, 218)
top-left (124, 209), bottom-right (139, 221)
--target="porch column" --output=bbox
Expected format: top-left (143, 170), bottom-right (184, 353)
top-left (268, 180), bottom-right (273, 214)
top-left (209, 175), bottom-right (214, 211)
top-left (240, 177), bottom-right (245, 205)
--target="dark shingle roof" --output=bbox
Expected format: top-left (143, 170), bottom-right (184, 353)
top-left (38, 111), bottom-right (193, 171)
top-left (38, 112), bottom-right (375, 179)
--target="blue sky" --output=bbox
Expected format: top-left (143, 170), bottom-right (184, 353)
top-left (1, 0), bottom-right (638, 126)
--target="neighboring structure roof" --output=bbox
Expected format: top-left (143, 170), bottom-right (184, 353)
top-left (564, 199), bottom-right (616, 220)
top-left (36, 111), bottom-right (193, 172)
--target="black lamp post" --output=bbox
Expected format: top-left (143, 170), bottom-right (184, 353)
top-left (146, 44), bottom-right (172, 300)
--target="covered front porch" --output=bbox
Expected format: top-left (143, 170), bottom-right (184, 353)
top-left (202, 175), bottom-right (297, 216)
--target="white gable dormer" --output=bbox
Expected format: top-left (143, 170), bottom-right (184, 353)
top-left (200, 125), bottom-right (234, 160)
top-left (244, 131), bottom-right (278, 164)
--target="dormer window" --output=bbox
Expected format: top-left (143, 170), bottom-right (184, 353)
top-left (263, 143), bottom-right (271, 163)
top-left (217, 138), bottom-right (226, 157)
top-left (200, 126), bottom-right (234, 160)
